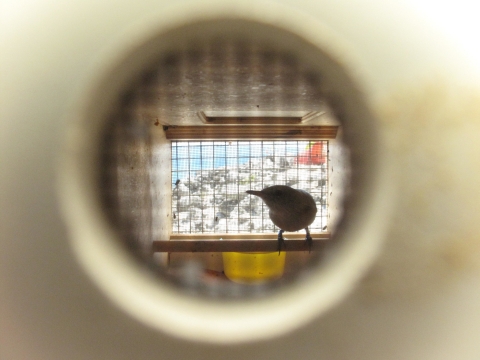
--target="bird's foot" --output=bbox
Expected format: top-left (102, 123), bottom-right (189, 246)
top-left (305, 228), bottom-right (313, 253)
top-left (277, 230), bottom-right (286, 255)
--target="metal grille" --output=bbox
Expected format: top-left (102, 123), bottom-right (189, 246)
top-left (172, 140), bottom-right (329, 234)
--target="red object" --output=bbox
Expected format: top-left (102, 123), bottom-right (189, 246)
top-left (296, 142), bottom-right (326, 165)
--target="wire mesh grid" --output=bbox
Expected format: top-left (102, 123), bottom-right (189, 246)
top-left (171, 140), bottom-right (329, 234)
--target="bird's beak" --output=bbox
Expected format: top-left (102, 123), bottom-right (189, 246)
top-left (246, 190), bottom-right (263, 198)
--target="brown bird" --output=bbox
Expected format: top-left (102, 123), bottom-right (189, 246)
top-left (246, 185), bottom-right (317, 253)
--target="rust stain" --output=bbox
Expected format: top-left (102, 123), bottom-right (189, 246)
top-left (356, 81), bottom-right (480, 303)
top-left (436, 232), bottom-right (480, 273)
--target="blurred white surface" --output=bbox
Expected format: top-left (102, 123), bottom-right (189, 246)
top-left (1, 1), bottom-right (480, 359)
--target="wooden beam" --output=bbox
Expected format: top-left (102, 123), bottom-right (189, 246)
top-left (152, 237), bottom-right (330, 253)
top-left (169, 233), bottom-right (330, 240)
top-left (202, 116), bottom-right (303, 125)
top-left (164, 125), bottom-right (338, 140)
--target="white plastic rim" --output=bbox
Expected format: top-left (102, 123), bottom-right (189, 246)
top-left (58, 1), bottom-right (396, 344)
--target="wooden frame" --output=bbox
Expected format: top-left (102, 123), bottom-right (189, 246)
top-left (153, 233), bottom-right (331, 252)
top-left (163, 123), bottom-right (337, 254)
top-left (164, 125), bottom-right (338, 140)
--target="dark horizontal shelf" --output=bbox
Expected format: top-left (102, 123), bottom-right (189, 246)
top-left (164, 125), bottom-right (339, 140)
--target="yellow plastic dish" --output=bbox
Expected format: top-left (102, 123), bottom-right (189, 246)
top-left (222, 251), bottom-right (286, 284)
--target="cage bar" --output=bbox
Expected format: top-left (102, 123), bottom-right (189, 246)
top-left (171, 140), bottom-right (329, 235)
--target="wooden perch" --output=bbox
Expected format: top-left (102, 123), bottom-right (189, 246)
top-left (152, 233), bottom-right (330, 253)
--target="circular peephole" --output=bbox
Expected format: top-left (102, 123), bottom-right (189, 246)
top-left (100, 38), bottom-right (351, 297)
top-left (62, 14), bottom-right (392, 343)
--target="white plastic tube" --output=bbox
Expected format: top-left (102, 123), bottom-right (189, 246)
top-left (2, 1), bottom-right (480, 359)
